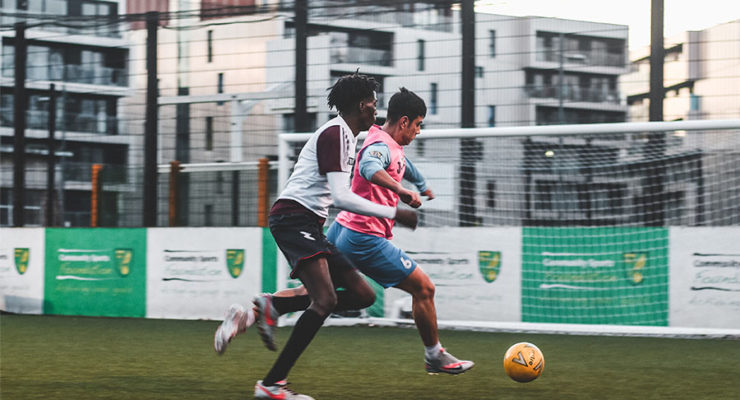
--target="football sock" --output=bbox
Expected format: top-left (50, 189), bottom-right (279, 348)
top-left (270, 291), bottom-right (369, 315)
top-left (425, 342), bottom-right (443, 359)
top-left (271, 295), bottom-right (311, 314)
top-left (334, 291), bottom-right (371, 312)
top-left (262, 308), bottom-right (326, 386)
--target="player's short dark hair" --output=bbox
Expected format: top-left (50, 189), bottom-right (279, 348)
top-left (327, 72), bottom-right (379, 114)
top-left (386, 87), bottom-right (427, 123)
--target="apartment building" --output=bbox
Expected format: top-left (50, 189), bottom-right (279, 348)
top-left (260, 4), bottom-right (630, 227)
top-left (623, 19), bottom-right (740, 226)
top-left (119, 1), bottom-right (632, 227)
top-left (625, 19), bottom-right (740, 122)
top-left (1, 0), bottom-right (130, 226)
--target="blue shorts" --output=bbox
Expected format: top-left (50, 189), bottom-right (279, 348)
top-left (326, 222), bottom-right (417, 288)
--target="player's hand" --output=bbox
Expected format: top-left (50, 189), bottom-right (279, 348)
top-left (421, 189), bottom-right (435, 201)
top-left (394, 208), bottom-right (418, 230)
top-left (398, 188), bottom-right (422, 208)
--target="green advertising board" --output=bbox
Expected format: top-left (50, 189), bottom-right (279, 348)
top-left (44, 228), bottom-right (146, 317)
top-left (522, 227), bottom-right (668, 325)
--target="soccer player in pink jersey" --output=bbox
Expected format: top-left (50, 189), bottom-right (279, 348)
top-left (327, 88), bottom-right (474, 375)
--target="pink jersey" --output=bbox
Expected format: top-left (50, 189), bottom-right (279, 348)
top-left (335, 125), bottom-right (405, 239)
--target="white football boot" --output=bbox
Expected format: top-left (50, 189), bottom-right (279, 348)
top-left (213, 303), bottom-right (247, 355)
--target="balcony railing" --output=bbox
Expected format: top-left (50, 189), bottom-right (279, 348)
top-left (0, 12), bottom-right (121, 38)
top-left (310, 4), bottom-right (453, 32)
top-left (3, 64), bottom-right (128, 87)
top-left (1, 108), bottom-right (121, 136)
top-left (330, 47), bottom-right (392, 67)
top-left (536, 50), bottom-right (625, 68)
top-left (525, 85), bottom-right (621, 104)
top-left (62, 162), bottom-right (128, 184)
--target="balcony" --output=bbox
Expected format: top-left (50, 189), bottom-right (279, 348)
top-left (1, 108), bottom-right (120, 136)
top-left (525, 84), bottom-right (620, 104)
top-left (330, 47), bottom-right (392, 67)
top-left (536, 50), bottom-right (625, 68)
top-left (3, 65), bottom-right (128, 87)
top-left (62, 162), bottom-right (128, 184)
top-left (0, 5), bottom-right (121, 39)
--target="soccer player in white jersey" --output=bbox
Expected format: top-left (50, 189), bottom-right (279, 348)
top-left (214, 72), bottom-right (417, 400)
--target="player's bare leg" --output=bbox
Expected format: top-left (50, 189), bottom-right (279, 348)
top-left (395, 267), bottom-right (474, 374)
top-left (395, 267), bottom-right (439, 345)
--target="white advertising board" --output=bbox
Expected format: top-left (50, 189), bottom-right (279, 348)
top-left (388, 227), bottom-right (521, 322)
top-left (0, 228), bottom-right (45, 314)
top-left (669, 227), bottom-right (740, 329)
top-left (146, 228), bottom-right (263, 320)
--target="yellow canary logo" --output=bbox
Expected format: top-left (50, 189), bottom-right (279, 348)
top-left (226, 249), bottom-right (245, 278)
top-left (14, 248), bottom-right (30, 275)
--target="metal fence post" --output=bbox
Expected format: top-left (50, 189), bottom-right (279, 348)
top-left (91, 164), bottom-right (103, 227)
top-left (169, 161), bottom-right (181, 227)
top-left (258, 158), bottom-right (270, 227)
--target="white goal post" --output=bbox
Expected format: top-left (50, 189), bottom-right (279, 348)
top-left (277, 119), bottom-right (740, 338)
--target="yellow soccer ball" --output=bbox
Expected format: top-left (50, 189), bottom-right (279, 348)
top-left (503, 342), bottom-right (545, 383)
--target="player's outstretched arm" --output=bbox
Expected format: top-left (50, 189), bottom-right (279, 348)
top-left (369, 169), bottom-right (421, 208)
top-left (403, 157), bottom-right (434, 201)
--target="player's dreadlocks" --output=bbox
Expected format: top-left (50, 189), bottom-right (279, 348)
top-left (386, 87), bottom-right (427, 123)
top-left (327, 71), bottom-right (379, 115)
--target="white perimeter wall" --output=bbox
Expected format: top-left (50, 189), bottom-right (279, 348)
top-left (2, 227), bottom-right (739, 330)
top-left (146, 228), bottom-right (263, 320)
top-left (388, 227), bottom-right (522, 322)
top-left (669, 227), bottom-right (740, 329)
top-left (0, 228), bottom-right (45, 314)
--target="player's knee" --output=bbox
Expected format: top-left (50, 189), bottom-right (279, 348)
top-left (358, 287), bottom-right (376, 308)
top-left (312, 291), bottom-right (338, 316)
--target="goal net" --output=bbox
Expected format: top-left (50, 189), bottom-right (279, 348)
top-left (277, 119), bottom-right (740, 338)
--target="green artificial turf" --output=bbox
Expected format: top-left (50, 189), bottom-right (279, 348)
top-left (1, 314), bottom-right (738, 400)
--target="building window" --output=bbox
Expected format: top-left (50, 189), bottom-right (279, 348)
top-left (417, 39), bottom-right (425, 71)
top-left (282, 113), bottom-right (317, 133)
top-left (80, 1), bottom-right (118, 37)
top-left (205, 116), bottom-right (213, 150)
top-left (476, 66), bottom-right (484, 78)
top-left (489, 30), bottom-right (496, 57)
top-left (430, 82), bottom-right (438, 115)
top-left (16, 0), bottom-right (29, 10)
top-left (216, 172), bottom-right (224, 194)
top-left (690, 94), bottom-right (701, 111)
top-left (487, 105), bottom-right (496, 127)
top-left (416, 139), bottom-right (425, 157)
top-left (486, 180), bottom-right (496, 209)
top-left (207, 30), bottom-right (213, 63)
top-left (217, 72), bottom-right (224, 105)
top-left (204, 204), bottom-right (213, 226)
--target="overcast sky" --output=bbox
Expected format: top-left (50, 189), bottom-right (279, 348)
top-left (476, 0), bottom-right (737, 49)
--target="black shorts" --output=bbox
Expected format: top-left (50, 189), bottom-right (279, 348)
top-left (268, 212), bottom-right (354, 279)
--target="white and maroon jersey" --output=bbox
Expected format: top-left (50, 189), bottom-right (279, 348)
top-left (278, 116), bottom-right (357, 218)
